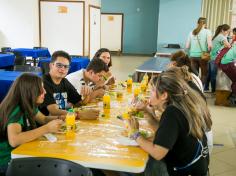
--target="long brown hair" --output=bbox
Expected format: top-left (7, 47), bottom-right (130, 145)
top-left (93, 48), bottom-right (112, 67)
top-left (167, 66), bottom-right (193, 82)
top-left (151, 71), bottom-right (212, 139)
top-left (0, 73), bottom-right (43, 137)
top-left (212, 24), bottom-right (230, 40)
top-left (171, 50), bottom-right (194, 73)
top-left (193, 17), bottom-right (207, 35)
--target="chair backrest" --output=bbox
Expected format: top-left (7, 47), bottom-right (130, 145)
top-left (6, 157), bottom-right (93, 176)
top-left (40, 62), bottom-right (50, 75)
top-left (14, 56), bottom-right (26, 66)
top-left (13, 65), bottom-right (42, 72)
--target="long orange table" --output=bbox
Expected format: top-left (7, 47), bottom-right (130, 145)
top-left (11, 88), bottom-right (151, 173)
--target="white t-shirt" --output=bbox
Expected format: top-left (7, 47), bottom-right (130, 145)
top-left (187, 28), bottom-right (212, 57)
top-left (191, 73), bottom-right (203, 92)
top-left (66, 69), bottom-right (95, 94)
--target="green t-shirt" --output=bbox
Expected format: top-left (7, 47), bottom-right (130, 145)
top-left (221, 44), bottom-right (236, 64)
top-left (188, 28), bottom-right (212, 58)
top-left (0, 106), bottom-right (38, 166)
top-left (210, 34), bottom-right (227, 60)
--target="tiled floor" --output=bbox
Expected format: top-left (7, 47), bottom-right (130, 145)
top-left (112, 55), bottom-right (236, 176)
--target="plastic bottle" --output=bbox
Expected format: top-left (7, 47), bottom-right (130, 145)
top-left (66, 109), bottom-right (76, 133)
top-left (127, 75), bottom-right (133, 92)
top-left (103, 93), bottom-right (111, 109)
top-left (143, 73), bottom-right (149, 85)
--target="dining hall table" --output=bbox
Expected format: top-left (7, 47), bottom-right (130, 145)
top-left (134, 56), bottom-right (171, 82)
top-left (11, 84), bottom-right (154, 173)
top-left (5, 48), bottom-right (51, 66)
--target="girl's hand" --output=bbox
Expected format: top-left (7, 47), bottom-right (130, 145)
top-left (46, 119), bottom-right (63, 133)
top-left (129, 117), bottom-right (139, 131)
top-left (135, 100), bottom-right (148, 110)
top-left (132, 98), bottom-right (148, 110)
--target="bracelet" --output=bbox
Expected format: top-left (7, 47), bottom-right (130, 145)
top-left (130, 131), bottom-right (141, 140)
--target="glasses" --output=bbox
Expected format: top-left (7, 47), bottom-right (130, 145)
top-left (55, 63), bottom-right (70, 69)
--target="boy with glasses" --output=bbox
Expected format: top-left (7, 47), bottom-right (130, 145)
top-left (39, 50), bottom-right (99, 119)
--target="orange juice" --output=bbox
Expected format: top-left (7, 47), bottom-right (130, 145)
top-left (103, 93), bottom-right (110, 109)
top-left (66, 131), bottom-right (76, 139)
top-left (140, 81), bottom-right (147, 93)
top-left (116, 91), bottom-right (123, 101)
top-left (127, 77), bottom-right (133, 92)
top-left (122, 112), bottom-right (130, 129)
top-left (103, 108), bottom-right (110, 118)
top-left (66, 109), bottom-right (75, 133)
top-left (134, 87), bottom-right (140, 97)
top-left (122, 112), bottom-right (130, 120)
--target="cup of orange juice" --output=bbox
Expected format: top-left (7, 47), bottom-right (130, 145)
top-left (66, 109), bottom-right (75, 132)
top-left (127, 76), bottom-right (133, 92)
top-left (103, 108), bottom-right (110, 118)
top-left (134, 87), bottom-right (140, 97)
top-left (103, 93), bottom-right (111, 109)
top-left (66, 109), bottom-right (76, 138)
top-left (116, 91), bottom-right (123, 101)
top-left (140, 81), bottom-right (147, 93)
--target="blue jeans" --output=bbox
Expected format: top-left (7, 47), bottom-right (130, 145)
top-left (205, 60), bottom-right (217, 92)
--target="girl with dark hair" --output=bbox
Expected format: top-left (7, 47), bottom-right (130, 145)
top-left (93, 48), bottom-right (112, 68)
top-left (232, 27), bottom-right (236, 44)
top-left (129, 71), bottom-right (212, 176)
top-left (0, 73), bottom-right (63, 175)
top-left (205, 24), bottom-right (231, 92)
top-left (186, 17), bottom-right (212, 88)
top-left (93, 48), bottom-right (115, 86)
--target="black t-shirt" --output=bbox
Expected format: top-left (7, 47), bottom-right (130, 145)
top-left (39, 74), bottom-right (82, 115)
top-left (148, 105), bottom-right (209, 175)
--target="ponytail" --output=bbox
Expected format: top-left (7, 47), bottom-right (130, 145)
top-left (193, 17), bottom-right (207, 35)
top-left (212, 24), bottom-right (230, 40)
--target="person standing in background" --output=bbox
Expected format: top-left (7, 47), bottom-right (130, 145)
top-left (205, 24), bottom-right (231, 93)
top-left (186, 17), bottom-right (212, 87)
top-left (231, 27), bottom-right (236, 44)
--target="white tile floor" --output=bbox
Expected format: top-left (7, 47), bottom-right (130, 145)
top-left (111, 55), bottom-right (236, 176)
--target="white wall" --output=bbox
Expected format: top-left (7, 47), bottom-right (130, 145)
top-left (0, 0), bottom-right (39, 48)
top-left (84, 0), bottom-right (101, 56)
top-left (157, 0), bottom-right (202, 48)
top-left (0, 0), bottom-right (101, 56)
